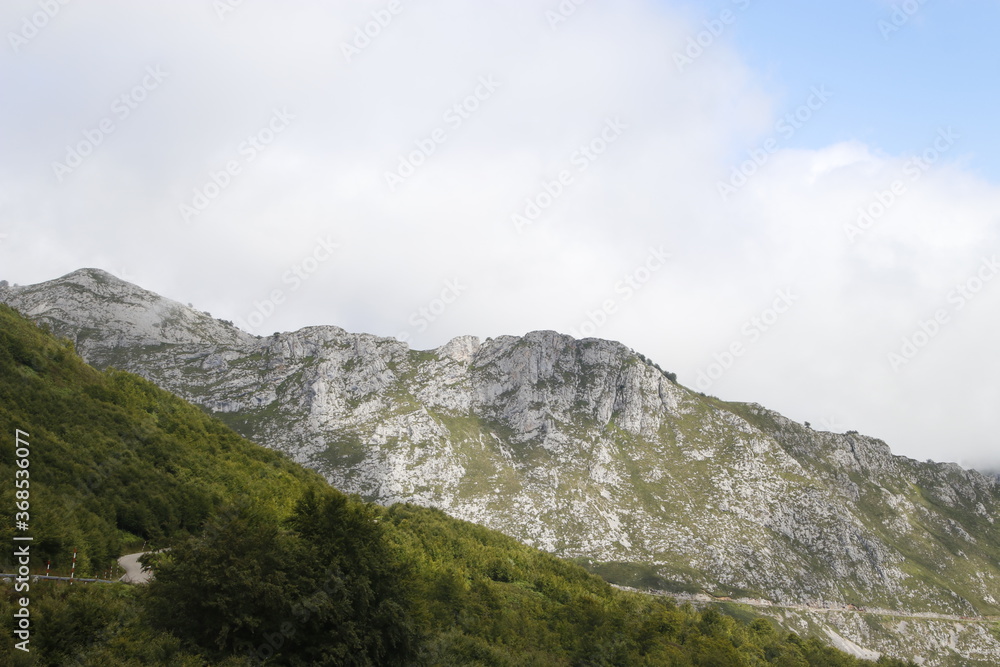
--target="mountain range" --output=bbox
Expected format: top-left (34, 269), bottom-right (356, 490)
top-left (3, 268), bottom-right (1000, 664)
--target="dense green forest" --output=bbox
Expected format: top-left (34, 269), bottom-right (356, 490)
top-left (0, 304), bottom-right (916, 665)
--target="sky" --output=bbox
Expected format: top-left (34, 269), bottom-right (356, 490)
top-left (1, 0), bottom-right (998, 469)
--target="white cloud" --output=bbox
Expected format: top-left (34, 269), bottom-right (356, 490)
top-left (0, 0), bottom-right (996, 467)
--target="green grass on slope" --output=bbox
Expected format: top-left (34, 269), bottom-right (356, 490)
top-left (0, 305), bottom-right (916, 666)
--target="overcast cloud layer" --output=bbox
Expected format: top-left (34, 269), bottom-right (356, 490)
top-left (1, 1), bottom-right (998, 469)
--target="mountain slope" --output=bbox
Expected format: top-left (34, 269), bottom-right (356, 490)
top-left (4, 269), bottom-right (1000, 664)
top-left (0, 299), bottom-right (325, 576)
top-left (0, 301), bottom-right (906, 666)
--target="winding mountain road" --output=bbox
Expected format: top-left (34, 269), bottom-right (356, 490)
top-left (615, 585), bottom-right (1000, 624)
top-left (117, 551), bottom-right (154, 584)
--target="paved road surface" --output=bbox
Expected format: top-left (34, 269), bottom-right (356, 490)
top-left (117, 552), bottom-right (153, 584)
top-left (614, 585), bottom-right (999, 624)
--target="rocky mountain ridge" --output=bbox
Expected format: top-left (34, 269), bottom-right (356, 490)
top-left (4, 268), bottom-right (1000, 664)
